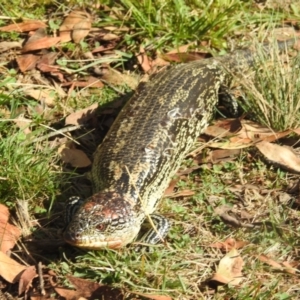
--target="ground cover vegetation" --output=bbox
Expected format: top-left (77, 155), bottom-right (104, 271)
top-left (0, 0), bottom-right (300, 299)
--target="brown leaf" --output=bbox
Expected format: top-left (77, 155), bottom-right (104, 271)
top-left (13, 115), bottom-right (32, 135)
top-left (232, 120), bottom-right (291, 143)
top-left (293, 127), bottom-right (300, 135)
top-left (256, 141), bottom-right (300, 172)
top-left (205, 119), bottom-right (242, 137)
top-left (61, 77), bottom-right (105, 88)
top-left (0, 204), bottom-right (21, 253)
top-left (210, 149), bottom-right (241, 163)
top-left (0, 251), bottom-right (26, 283)
top-left (167, 189), bottom-right (195, 198)
top-left (258, 255), bottom-right (299, 274)
top-left (23, 88), bottom-right (57, 107)
top-left (60, 148), bottom-right (92, 168)
top-left (37, 52), bottom-right (57, 67)
top-left (209, 238), bottom-right (249, 251)
top-left (18, 265), bottom-right (37, 295)
top-left (282, 261), bottom-right (298, 275)
top-left (0, 204), bottom-right (9, 220)
top-left (214, 205), bottom-right (243, 228)
top-left (16, 54), bottom-right (40, 72)
top-left (258, 254), bottom-right (284, 269)
top-left (131, 291), bottom-right (172, 300)
top-left (65, 103), bottom-right (98, 125)
top-left (161, 51), bottom-right (209, 63)
top-left (25, 27), bottom-right (47, 44)
top-left (101, 33), bottom-right (120, 41)
top-left (211, 248), bottom-right (244, 286)
top-left (22, 36), bottom-right (61, 53)
top-left (137, 47), bottom-right (152, 73)
top-left (60, 11), bottom-right (91, 43)
top-left (100, 68), bottom-right (139, 90)
top-left (0, 41), bottom-right (22, 53)
top-left (0, 20), bottom-right (47, 32)
top-left (206, 119), bottom-right (292, 149)
top-left (164, 179), bottom-right (179, 197)
top-left (55, 275), bottom-right (124, 300)
top-left (72, 19), bottom-right (92, 43)
top-left (36, 52), bottom-right (62, 77)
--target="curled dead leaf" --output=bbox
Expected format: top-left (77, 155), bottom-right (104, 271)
top-left (60, 10), bottom-right (91, 43)
top-left (72, 19), bottom-right (92, 43)
top-left (0, 20), bottom-right (47, 32)
top-left (101, 68), bottom-right (139, 90)
top-left (0, 41), bottom-right (22, 53)
top-left (60, 148), bottom-right (91, 168)
top-left (13, 115), bottom-right (32, 135)
top-left (23, 88), bottom-right (57, 107)
top-left (0, 204), bottom-right (21, 253)
top-left (65, 103), bottom-right (98, 125)
top-left (16, 54), bottom-right (40, 72)
top-left (256, 141), bottom-right (300, 173)
top-left (0, 252), bottom-right (26, 283)
top-left (210, 248), bottom-right (244, 286)
top-left (22, 36), bottom-right (61, 53)
top-left (18, 266), bottom-right (37, 295)
top-left (209, 238), bottom-right (249, 251)
top-left (54, 275), bottom-right (124, 300)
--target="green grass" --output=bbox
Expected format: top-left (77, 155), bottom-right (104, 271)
top-left (239, 42), bottom-right (300, 131)
top-left (0, 0), bottom-right (300, 299)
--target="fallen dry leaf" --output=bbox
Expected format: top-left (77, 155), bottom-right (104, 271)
top-left (25, 27), bottom-right (47, 44)
top-left (209, 149), bottom-right (241, 163)
top-left (23, 88), bottom-right (57, 107)
top-left (55, 275), bottom-right (124, 300)
top-left (72, 19), bottom-right (92, 43)
top-left (0, 20), bottom-right (47, 32)
top-left (60, 10), bottom-right (91, 43)
top-left (164, 179), bottom-right (179, 197)
top-left (131, 291), bottom-right (172, 300)
top-left (0, 204), bottom-right (21, 253)
top-left (209, 238), bottom-right (249, 251)
top-left (161, 51), bottom-right (209, 63)
top-left (211, 248), bottom-right (244, 286)
top-left (18, 265), bottom-right (37, 295)
top-left (37, 52), bottom-right (57, 67)
top-left (13, 115), bottom-right (32, 135)
top-left (282, 261), bottom-right (299, 275)
top-left (205, 119), bottom-right (242, 137)
top-left (60, 148), bottom-right (92, 168)
top-left (16, 54), bottom-right (40, 72)
top-left (61, 77), bottom-right (105, 88)
top-left (100, 68), bottom-right (139, 90)
top-left (0, 41), bottom-right (22, 53)
top-left (257, 254), bottom-right (298, 274)
top-left (65, 103), bottom-right (98, 125)
top-left (256, 141), bottom-right (300, 173)
top-left (137, 46), bottom-right (152, 73)
top-left (258, 254), bottom-right (284, 269)
top-left (167, 189), bottom-right (195, 198)
top-left (0, 251), bottom-right (26, 283)
top-left (293, 127), bottom-right (300, 135)
top-left (22, 36), bottom-right (61, 53)
top-left (214, 205), bottom-right (243, 228)
top-left (101, 32), bottom-right (120, 41)
top-left (205, 119), bottom-right (292, 150)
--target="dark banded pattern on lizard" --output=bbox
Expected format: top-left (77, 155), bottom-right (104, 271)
top-left (63, 39), bottom-right (297, 249)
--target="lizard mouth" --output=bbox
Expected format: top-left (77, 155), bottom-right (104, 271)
top-left (63, 230), bottom-right (123, 249)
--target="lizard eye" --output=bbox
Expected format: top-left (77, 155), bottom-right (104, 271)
top-left (96, 223), bottom-right (107, 231)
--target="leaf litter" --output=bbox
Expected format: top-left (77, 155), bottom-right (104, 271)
top-left (0, 4), bottom-right (300, 300)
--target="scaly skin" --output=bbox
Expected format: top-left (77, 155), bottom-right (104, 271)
top-left (63, 39), bottom-right (296, 249)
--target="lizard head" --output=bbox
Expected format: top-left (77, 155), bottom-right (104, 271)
top-left (63, 191), bottom-right (142, 249)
